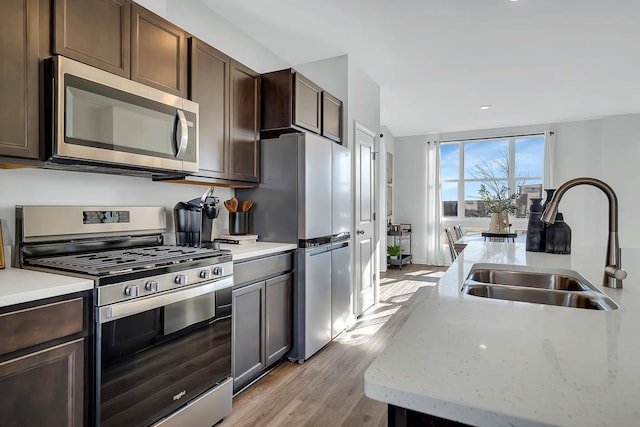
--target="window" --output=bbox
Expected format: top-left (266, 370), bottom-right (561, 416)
top-left (440, 135), bottom-right (544, 218)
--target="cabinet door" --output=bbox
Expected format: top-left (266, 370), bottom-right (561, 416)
top-left (322, 91), bottom-right (342, 143)
top-left (293, 72), bottom-right (321, 134)
top-left (0, 339), bottom-right (84, 427)
top-left (190, 38), bottom-right (229, 178)
top-left (131, 3), bottom-right (187, 97)
top-left (229, 60), bottom-right (260, 182)
top-left (232, 281), bottom-right (265, 391)
top-left (265, 273), bottom-right (293, 366)
top-left (53, 0), bottom-right (130, 77)
top-left (0, 0), bottom-right (40, 160)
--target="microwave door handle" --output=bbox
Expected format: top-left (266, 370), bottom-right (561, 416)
top-left (175, 109), bottom-right (189, 159)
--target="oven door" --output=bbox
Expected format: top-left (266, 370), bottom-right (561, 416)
top-left (97, 277), bottom-right (232, 427)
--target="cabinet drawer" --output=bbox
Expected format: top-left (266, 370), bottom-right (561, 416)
top-left (234, 252), bottom-right (293, 287)
top-left (0, 298), bottom-right (84, 356)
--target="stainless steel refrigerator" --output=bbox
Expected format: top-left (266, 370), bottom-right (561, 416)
top-left (237, 132), bottom-right (351, 362)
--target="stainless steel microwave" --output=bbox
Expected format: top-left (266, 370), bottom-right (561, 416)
top-left (44, 56), bottom-right (199, 175)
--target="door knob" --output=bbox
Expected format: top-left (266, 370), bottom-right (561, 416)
top-left (356, 229), bottom-right (365, 235)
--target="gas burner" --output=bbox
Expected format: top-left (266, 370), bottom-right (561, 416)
top-left (25, 245), bottom-right (230, 276)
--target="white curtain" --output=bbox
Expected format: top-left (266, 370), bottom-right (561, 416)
top-left (425, 140), bottom-right (445, 265)
top-left (544, 130), bottom-right (556, 188)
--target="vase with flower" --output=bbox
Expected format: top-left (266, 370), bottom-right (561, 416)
top-left (478, 184), bottom-right (518, 232)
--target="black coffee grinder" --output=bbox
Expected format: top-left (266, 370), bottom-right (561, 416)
top-left (174, 187), bottom-right (220, 247)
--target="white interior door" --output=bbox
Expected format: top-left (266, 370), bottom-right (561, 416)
top-left (354, 123), bottom-right (376, 317)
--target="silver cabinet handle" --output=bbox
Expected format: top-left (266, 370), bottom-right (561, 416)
top-left (356, 229), bottom-right (365, 235)
top-left (175, 109), bottom-right (188, 159)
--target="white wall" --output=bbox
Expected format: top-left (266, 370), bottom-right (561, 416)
top-left (393, 135), bottom-right (430, 264)
top-left (347, 62), bottom-right (380, 149)
top-left (135, 0), bottom-right (289, 72)
top-left (392, 113), bottom-right (640, 264)
top-left (0, 168), bottom-right (233, 249)
top-left (380, 125), bottom-right (395, 271)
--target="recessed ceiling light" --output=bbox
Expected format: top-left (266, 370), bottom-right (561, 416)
top-left (509, 0), bottom-right (519, 2)
top-left (479, 105), bottom-right (492, 110)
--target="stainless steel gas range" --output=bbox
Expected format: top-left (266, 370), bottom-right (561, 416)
top-left (16, 206), bottom-right (233, 427)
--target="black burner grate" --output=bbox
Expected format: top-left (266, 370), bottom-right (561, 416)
top-left (26, 246), bottom-right (227, 275)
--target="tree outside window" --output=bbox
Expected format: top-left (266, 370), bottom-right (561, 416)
top-left (440, 135), bottom-right (544, 219)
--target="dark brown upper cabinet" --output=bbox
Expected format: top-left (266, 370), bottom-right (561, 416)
top-left (189, 38), bottom-right (229, 179)
top-left (322, 91), bottom-right (342, 143)
top-left (229, 59), bottom-right (260, 183)
top-left (294, 73), bottom-right (321, 133)
top-left (131, 4), bottom-right (187, 97)
top-left (261, 68), bottom-right (342, 143)
top-left (53, 0), bottom-right (131, 78)
top-left (187, 39), bottom-right (259, 185)
top-left (0, 0), bottom-right (43, 162)
top-left (52, 0), bottom-right (187, 97)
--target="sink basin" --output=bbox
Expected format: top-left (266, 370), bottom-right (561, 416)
top-left (464, 284), bottom-right (619, 310)
top-left (467, 268), bottom-right (589, 291)
top-left (462, 264), bottom-right (619, 310)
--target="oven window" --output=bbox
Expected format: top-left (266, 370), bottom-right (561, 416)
top-left (99, 293), bottom-right (231, 427)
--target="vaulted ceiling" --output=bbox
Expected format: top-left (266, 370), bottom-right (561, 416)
top-left (202, 0), bottom-right (640, 136)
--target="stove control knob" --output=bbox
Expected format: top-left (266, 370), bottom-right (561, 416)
top-left (124, 285), bottom-right (139, 297)
top-left (145, 281), bottom-right (159, 292)
top-left (199, 270), bottom-right (212, 280)
top-left (175, 275), bottom-right (188, 286)
top-left (213, 266), bottom-right (224, 276)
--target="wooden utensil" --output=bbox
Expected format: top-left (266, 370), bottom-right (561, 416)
top-left (230, 197), bottom-right (239, 212)
top-left (223, 199), bottom-right (236, 212)
top-left (241, 201), bottom-right (254, 212)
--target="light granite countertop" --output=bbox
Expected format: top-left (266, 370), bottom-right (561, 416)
top-left (0, 242), bottom-right (297, 308)
top-left (0, 247), bottom-right (93, 308)
top-left (365, 242), bottom-right (640, 427)
top-left (220, 242), bottom-right (297, 262)
top-left (0, 268), bottom-right (93, 308)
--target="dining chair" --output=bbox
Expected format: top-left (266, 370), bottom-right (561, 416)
top-left (453, 224), bottom-right (463, 240)
top-left (444, 227), bottom-right (457, 262)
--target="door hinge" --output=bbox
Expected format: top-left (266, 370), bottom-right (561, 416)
top-left (373, 212), bottom-right (377, 221)
top-left (373, 273), bottom-right (377, 282)
top-left (372, 152), bottom-right (376, 161)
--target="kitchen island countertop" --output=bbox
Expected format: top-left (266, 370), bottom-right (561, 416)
top-left (220, 241), bottom-right (297, 262)
top-left (365, 242), bottom-right (640, 426)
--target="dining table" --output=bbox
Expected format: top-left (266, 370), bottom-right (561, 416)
top-left (453, 232), bottom-right (526, 253)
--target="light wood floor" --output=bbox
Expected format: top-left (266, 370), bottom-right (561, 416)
top-left (223, 264), bottom-right (447, 426)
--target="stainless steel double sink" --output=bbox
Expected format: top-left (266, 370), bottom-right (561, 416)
top-left (462, 264), bottom-right (619, 310)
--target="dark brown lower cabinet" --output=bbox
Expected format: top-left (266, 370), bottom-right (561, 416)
top-left (388, 405), bottom-right (472, 427)
top-left (0, 293), bottom-right (88, 427)
top-left (265, 273), bottom-right (293, 366)
top-left (232, 257), bottom-right (292, 393)
top-left (0, 339), bottom-right (84, 427)
top-left (232, 281), bottom-right (265, 391)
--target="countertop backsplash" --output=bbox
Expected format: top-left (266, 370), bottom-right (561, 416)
top-left (0, 168), bottom-right (234, 247)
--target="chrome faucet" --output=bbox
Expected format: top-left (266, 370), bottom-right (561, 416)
top-left (541, 177), bottom-right (627, 288)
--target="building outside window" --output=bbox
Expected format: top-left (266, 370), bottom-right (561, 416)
top-left (440, 135), bottom-right (544, 219)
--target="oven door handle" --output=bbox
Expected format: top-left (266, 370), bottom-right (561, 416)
top-left (99, 277), bottom-right (233, 323)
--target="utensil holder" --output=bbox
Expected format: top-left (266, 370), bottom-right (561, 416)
top-left (229, 212), bottom-right (248, 235)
